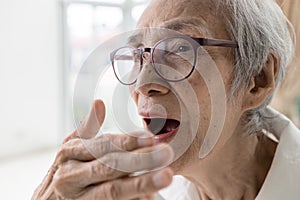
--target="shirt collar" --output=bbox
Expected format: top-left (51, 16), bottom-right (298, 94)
top-left (256, 107), bottom-right (300, 200)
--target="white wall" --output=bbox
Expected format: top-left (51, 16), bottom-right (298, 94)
top-left (0, 0), bottom-right (61, 158)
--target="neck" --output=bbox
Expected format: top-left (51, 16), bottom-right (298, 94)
top-left (180, 129), bottom-right (277, 200)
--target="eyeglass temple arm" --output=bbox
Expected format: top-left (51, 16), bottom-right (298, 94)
top-left (192, 38), bottom-right (238, 48)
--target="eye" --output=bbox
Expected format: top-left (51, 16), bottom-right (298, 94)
top-left (176, 45), bottom-right (192, 53)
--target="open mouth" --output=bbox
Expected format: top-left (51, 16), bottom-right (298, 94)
top-left (144, 118), bottom-right (180, 141)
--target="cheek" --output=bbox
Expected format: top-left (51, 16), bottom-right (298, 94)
top-left (188, 74), bottom-right (212, 138)
top-left (189, 71), bottom-right (212, 112)
top-left (187, 63), bottom-right (232, 150)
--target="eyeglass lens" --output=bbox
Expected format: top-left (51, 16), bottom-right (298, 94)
top-left (112, 37), bottom-right (195, 85)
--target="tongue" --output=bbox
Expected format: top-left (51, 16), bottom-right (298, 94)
top-left (163, 120), bottom-right (180, 132)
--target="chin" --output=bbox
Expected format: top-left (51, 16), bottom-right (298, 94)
top-left (168, 137), bottom-right (200, 174)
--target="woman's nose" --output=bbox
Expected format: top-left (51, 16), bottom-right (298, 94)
top-left (134, 52), bottom-right (169, 97)
top-left (141, 48), bottom-right (151, 65)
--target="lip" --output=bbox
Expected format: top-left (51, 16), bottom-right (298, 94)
top-left (139, 111), bottom-right (179, 121)
top-left (153, 125), bottom-right (179, 143)
top-left (139, 111), bottom-right (169, 119)
top-left (142, 117), bottom-right (180, 143)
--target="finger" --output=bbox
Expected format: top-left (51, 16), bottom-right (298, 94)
top-left (54, 143), bottom-right (173, 189)
top-left (99, 143), bottom-right (174, 173)
top-left (56, 132), bottom-right (154, 163)
top-left (62, 99), bottom-right (106, 144)
top-left (79, 168), bottom-right (173, 200)
top-left (89, 143), bottom-right (173, 186)
top-left (53, 134), bottom-right (156, 196)
top-left (78, 99), bottom-right (106, 139)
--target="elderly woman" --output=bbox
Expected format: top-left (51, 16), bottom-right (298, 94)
top-left (33, 0), bottom-right (300, 199)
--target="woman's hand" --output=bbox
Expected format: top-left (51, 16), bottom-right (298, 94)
top-left (32, 100), bottom-right (174, 200)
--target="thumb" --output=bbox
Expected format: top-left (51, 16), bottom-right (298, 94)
top-left (77, 99), bottom-right (106, 139)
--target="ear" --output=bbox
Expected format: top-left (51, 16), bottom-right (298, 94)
top-left (242, 53), bottom-right (279, 112)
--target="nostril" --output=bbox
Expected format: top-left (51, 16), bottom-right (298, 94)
top-left (135, 83), bottom-right (169, 97)
top-left (148, 89), bottom-right (161, 95)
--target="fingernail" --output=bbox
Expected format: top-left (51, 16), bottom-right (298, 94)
top-left (136, 131), bottom-right (154, 147)
top-left (137, 137), bottom-right (153, 147)
top-left (152, 169), bottom-right (173, 189)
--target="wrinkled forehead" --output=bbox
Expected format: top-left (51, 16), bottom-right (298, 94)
top-left (136, 0), bottom-right (225, 38)
top-left (127, 21), bottom-right (207, 46)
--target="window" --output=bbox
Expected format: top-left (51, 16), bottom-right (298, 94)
top-left (62, 0), bottom-right (149, 135)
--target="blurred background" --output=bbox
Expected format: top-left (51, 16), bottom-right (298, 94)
top-left (0, 0), bottom-right (298, 199)
top-left (0, 0), bottom-right (149, 199)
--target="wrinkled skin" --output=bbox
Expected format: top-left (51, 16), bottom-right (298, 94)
top-left (32, 100), bottom-right (174, 200)
top-left (33, 0), bottom-right (281, 199)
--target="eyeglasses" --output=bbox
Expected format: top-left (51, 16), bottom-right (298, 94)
top-left (110, 35), bottom-right (238, 85)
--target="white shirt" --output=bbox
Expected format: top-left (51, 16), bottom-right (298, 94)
top-left (157, 107), bottom-right (300, 200)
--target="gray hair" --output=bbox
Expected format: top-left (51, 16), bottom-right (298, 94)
top-left (218, 0), bottom-right (295, 134)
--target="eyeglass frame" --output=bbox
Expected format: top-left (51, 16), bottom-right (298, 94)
top-left (110, 35), bottom-right (238, 85)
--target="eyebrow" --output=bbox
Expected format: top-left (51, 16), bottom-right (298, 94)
top-left (127, 18), bottom-right (208, 45)
top-left (127, 33), bottom-right (143, 44)
top-left (162, 20), bottom-right (202, 31)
